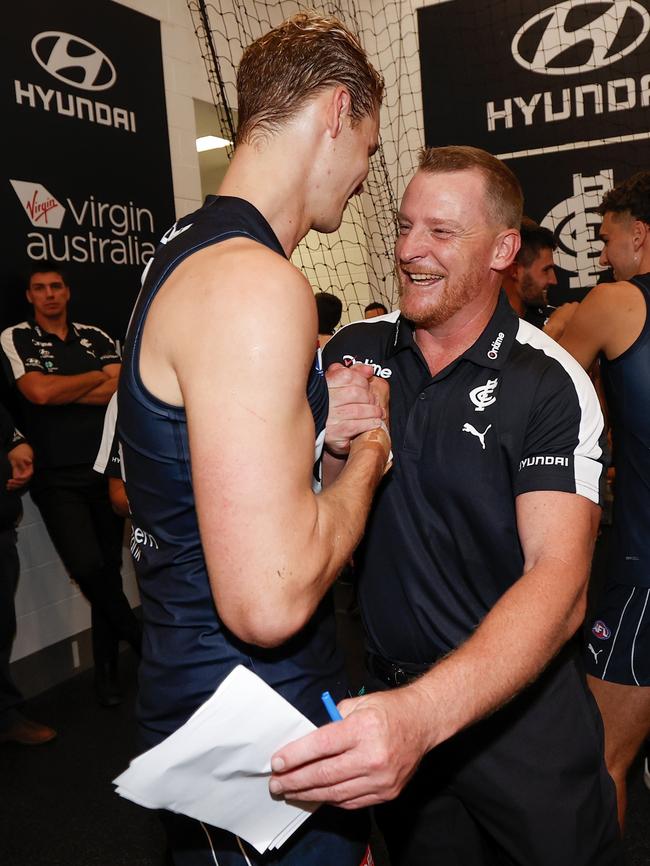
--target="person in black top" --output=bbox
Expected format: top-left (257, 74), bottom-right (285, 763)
top-left (502, 216), bottom-right (579, 338)
top-left (315, 291), bottom-right (343, 348)
top-left (560, 170), bottom-right (650, 828)
top-left (0, 402), bottom-right (56, 746)
top-left (94, 394), bottom-right (129, 519)
top-left (118, 13), bottom-right (390, 865)
top-left (502, 217), bottom-right (557, 322)
top-left (270, 146), bottom-right (621, 865)
top-left (1, 264), bottom-right (141, 707)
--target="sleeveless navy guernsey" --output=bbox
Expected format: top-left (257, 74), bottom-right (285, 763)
top-left (118, 196), bottom-right (347, 748)
top-left (601, 272), bottom-right (650, 587)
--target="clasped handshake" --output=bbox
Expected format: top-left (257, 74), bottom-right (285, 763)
top-left (323, 362), bottom-right (392, 472)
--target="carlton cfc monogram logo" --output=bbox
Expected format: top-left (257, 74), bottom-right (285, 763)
top-left (470, 378), bottom-right (499, 412)
top-left (511, 0), bottom-right (650, 76)
top-left (31, 32), bottom-right (117, 91)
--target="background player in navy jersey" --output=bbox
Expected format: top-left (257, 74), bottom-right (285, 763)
top-left (270, 146), bottom-right (621, 865)
top-left (559, 170), bottom-right (650, 828)
top-left (117, 13), bottom-right (390, 865)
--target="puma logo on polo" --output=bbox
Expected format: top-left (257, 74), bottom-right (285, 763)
top-left (462, 423), bottom-right (492, 450)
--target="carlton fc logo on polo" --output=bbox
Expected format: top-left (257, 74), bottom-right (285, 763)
top-left (470, 378), bottom-right (498, 412)
top-left (31, 32), bottom-right (117, 91)
top-left (512, 1), bottom-right (650, 75)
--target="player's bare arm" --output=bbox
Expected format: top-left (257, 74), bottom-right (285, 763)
top-left (542, 302), bottom-right (578, 341)
top-left (139, 239), bottom-right (390, 648)
top-left (269, 489), bottom-right (598, 808)
top-left (560, 281), bottom-right (646, 369)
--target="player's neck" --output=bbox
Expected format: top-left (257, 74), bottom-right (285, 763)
top-left (636, 248), bottom-right (650, 276)
top-left (217, 143), bottom-right (311, 257)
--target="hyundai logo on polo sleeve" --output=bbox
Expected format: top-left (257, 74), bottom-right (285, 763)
top-left (511, 0), bottom-right (650, 76)
top-left (31, 32), bottom-right (117, 91)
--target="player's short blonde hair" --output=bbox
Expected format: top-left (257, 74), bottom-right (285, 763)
top-left (236, 12), bottom-right (384, 145)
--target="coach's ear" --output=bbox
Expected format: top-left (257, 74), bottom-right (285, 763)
top-left (492, 228), bottom-right (520, 271)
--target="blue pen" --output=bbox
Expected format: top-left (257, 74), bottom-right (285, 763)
top-left (321, 690), bottom-right (343, 722)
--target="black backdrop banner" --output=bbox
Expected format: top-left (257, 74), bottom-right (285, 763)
top-left (418, 0), bottom-right (650, 305)
top-left (2, 0), bottom-right (175, 341)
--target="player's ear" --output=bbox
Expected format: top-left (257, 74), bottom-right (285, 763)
top-left (632, 219), bottom-right (647, 251)
top-left (327, 85), bottom-right (351, 139)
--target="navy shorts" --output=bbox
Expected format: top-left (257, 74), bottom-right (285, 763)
top-left (584, 581), bottom-right (650, 686)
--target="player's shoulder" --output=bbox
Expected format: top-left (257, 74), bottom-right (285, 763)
top-left (576, 279), bottom-right (648, 319)
top-left (588, 279), bottom-right (633, 302)
top-left (195, 235), bottom-right (306, 293)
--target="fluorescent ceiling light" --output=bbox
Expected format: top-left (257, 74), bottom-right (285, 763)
top-left (196, 135), bottom-right (232, 152)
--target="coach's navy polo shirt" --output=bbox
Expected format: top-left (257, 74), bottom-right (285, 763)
top-left (1, 319), bottom-right (119, 469)
top-left (324, 293), bottom-right (605, 664)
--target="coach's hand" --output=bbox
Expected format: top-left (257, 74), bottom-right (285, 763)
top-left (269, 686), bottom-right (430, 809)
top-left (324, 363), bottom-right (387, 457)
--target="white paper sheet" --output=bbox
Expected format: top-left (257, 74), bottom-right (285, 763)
top-left (113, 665), bottom-right (318, 854)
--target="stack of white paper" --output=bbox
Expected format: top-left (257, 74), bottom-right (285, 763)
top-left (113, 665), bottom-right (318, 854)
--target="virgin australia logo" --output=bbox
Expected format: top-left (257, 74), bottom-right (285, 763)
top-left (511, 1), bottom-right (650, 76)
top-left (10, 179), bottom-right (66, 229)
top-left (31, 32), bottom-right (117, 91)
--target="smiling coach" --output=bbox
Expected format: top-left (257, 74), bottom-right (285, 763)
top-left (270, 146), bottom-right (622, 866)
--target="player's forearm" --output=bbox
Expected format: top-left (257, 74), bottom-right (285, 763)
top-left (75, 375), bottom-right (118, 405)
top-left (313, 434), bottom-right (388, 574)
top-left (405, 554), bottom-right (590, 753)
top-left (20, 371), bottom-right (107, 405)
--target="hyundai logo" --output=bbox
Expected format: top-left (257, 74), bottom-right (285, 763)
top-left (512, 0), bottom-right (650, 76)
top-left (31, 31), bottom-right (117, 91)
